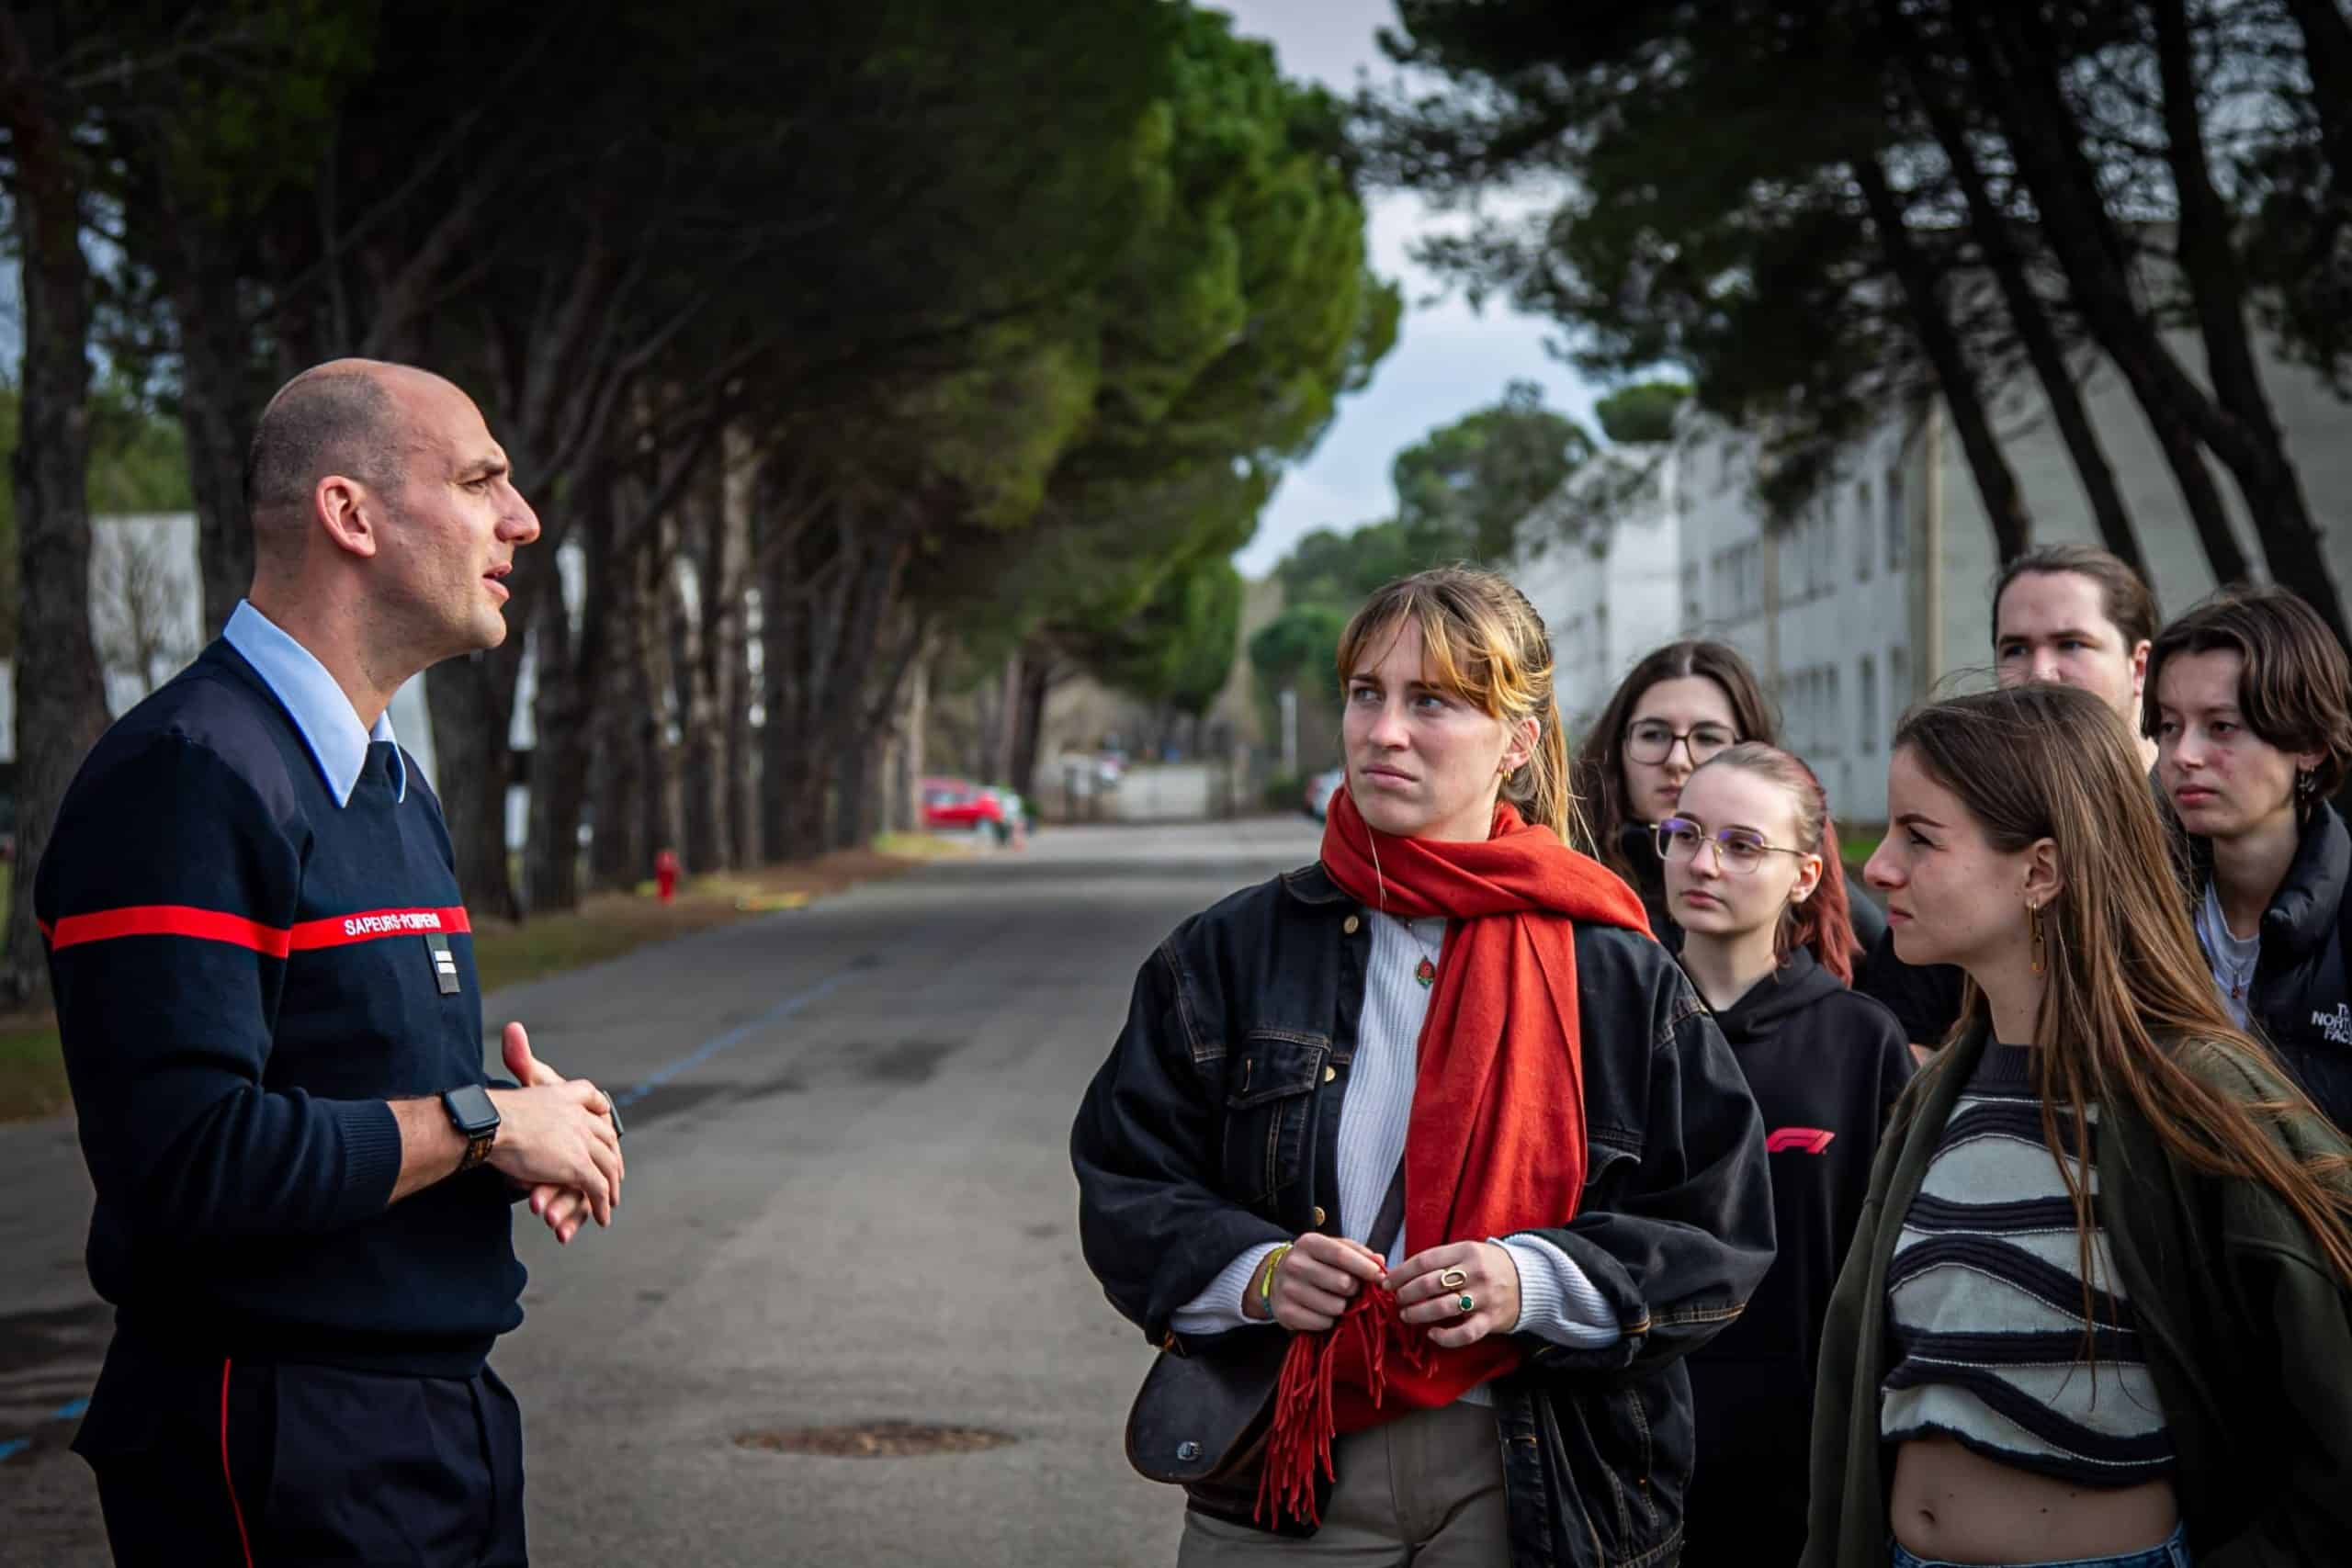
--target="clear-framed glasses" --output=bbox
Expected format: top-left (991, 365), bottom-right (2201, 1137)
top-left (1655, 815), bottom-right (1807, 875)
top-left (1624, 720), bottom-right (1737, 766)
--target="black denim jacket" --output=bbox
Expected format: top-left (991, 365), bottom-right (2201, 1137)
top-left (1071, 863), bottom-right (1776, 1568)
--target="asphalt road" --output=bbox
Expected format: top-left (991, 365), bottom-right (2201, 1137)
top-left (0, 817), bottom-right (1327, 1567)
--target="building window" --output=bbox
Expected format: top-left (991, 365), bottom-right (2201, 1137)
top-left (1885, 466), bottom-right (1908, 570)
top-left (1860, 654), bottom-right (1878, 753)
top-left (1826, 664), bottom-right (1842, 757)
top-left (1681, 561), bottom-right (1702, 629)
top-left (1890, 644), bottom-right (1910, 721)
top-left (1856, 481), bottom-right (1874, 581)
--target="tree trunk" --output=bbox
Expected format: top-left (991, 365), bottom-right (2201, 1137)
top-left (757, 512), bottom-right (800, 863)
top-left (2148, 0), bottom-right (2348, 638)
top-left (831, 728), bottom-right (874, 852)
top-left (991, 653), bottom-right (1023, 785)
top-left (1891, 15), bottom-right (2142, 572)
top-left (645, 517), bottom-right (686, 870)
top-left (727, 626), bottom-right (758, 865)
top-left (2279, 0), bottom-right (2352, 202)
top-left (713, 437), bottom-right (755, 867)
top-left (1964, 9), bottom-right (2255, 588)
top-left (425, 651), bottom-right (521, 920)
top-left (679, 477), bottom-right (735, 874)
top-left (0, 76), bottom-right (107, 1005)
top-left (160, 197), bottom-right (260, 639)
top-left (890, 649), bottom-right (931, 834)
top-left (1852, 156), bottom-right (2031, 562)
top-left (524, 483), bottom-right (622, 912)
top-left (1010, 652), bottom-right (1052, 800)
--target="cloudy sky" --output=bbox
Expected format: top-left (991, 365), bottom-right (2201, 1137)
top-left (1215, 0), bottom-right (1600, 578)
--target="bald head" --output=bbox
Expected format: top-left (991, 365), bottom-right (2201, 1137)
top-left (243, 359), bottom-right (456, 566)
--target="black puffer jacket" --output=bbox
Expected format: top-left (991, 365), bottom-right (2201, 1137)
top-left (1072, 863), bottom-right (1776, 1568)
top-left (2196, 801), bottom-right (2352, 1131)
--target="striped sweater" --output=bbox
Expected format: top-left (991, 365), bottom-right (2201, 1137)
top-left (1880, 1042), bottom-right (2175, 1486)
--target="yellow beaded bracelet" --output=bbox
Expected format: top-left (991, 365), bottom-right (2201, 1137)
top-left (1259, 1243), bottom-right (1295, 1303)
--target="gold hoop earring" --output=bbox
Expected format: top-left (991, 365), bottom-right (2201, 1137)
top-left (2029, 902), bottom-right (2046, 976)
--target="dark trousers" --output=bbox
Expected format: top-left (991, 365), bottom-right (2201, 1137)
top-left (74, 1343), bottom-right (526, 1566)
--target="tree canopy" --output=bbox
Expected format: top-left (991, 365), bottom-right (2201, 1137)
top-left (0, 0), bottom-right (1396, 987)
top-left (1365, 0), bottom-right (2352, 634)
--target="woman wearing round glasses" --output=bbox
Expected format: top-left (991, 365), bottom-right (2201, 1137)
top-left (1572, 641), bottom-right (1885, 959)
top-left (1655, 744), bottom-right (1912, 1567)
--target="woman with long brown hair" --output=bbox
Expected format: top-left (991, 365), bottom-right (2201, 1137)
top-left (1572, 640), bottom-right (1884, 959)
top-left (1808, 682), bottom-right (2352, 1567)
top-left (1074, 567), bottom-right (1773, 1566)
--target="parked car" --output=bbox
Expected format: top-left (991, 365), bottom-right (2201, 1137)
top-left (1303, 765), bottom-right (1346, 821)
top-left (921, 776), bottom-right (1012, 842)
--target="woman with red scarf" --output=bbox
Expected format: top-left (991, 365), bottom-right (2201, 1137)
top-left (1074, 568), bottom-right (1776, 1567)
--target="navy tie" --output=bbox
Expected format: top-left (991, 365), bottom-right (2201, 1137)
top-left (367, 739), bottom-right (401, 795)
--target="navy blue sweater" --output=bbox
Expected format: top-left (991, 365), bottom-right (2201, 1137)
top-left (36, 641), bottom-right (523, 1374)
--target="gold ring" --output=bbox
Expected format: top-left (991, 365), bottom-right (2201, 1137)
top-left (1438, 1267), bottom-right (1469, 1291)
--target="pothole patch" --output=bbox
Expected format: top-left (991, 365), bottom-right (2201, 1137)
top-left (734, 1420), bottom-right (1016, 1458)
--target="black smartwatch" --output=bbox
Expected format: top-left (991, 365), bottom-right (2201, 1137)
top-left (442, 1085), bottom-right (502, 1172)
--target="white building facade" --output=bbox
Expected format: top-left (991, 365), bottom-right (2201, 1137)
top-left (1515, 449), bottom-right (1688, 729)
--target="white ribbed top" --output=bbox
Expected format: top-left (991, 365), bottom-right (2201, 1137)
top-left (1172, 911), bottom-right (1619, 1371)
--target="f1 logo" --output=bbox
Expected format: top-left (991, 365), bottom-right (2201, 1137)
top-left (1765, 1127), bottom-right (1836, 1155)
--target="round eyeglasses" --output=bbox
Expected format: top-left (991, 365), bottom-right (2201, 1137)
top-left (1623, 721), bottom-right (1737, 767)
top-left (1655, 816), bottom-right (1808, 875)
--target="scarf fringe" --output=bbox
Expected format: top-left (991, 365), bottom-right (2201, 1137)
top-left (1253, 1291), bottom-right (1434, 1528)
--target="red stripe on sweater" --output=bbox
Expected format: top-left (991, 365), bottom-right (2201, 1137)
top-left (40, 904), bottom-right (469, 955)
top-left (288, 907), bottom-right (471, 949)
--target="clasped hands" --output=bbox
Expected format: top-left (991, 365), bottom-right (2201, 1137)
top-left (1241, 1232), bottom-right (1521, 1349)
top-left (487, 1021), bottom-right (625, 1246)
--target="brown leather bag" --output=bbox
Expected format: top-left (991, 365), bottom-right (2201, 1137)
top-left (1123, 1162), bottom-right (1406, 1486)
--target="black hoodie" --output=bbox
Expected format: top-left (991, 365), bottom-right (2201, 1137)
top-left (1680, 948), bottom-right (1913, 1568)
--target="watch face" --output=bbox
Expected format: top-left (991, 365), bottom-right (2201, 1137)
top-left (445, 1084), bottom-right (499, 1134)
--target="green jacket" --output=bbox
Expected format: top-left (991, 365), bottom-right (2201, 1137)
top-left (1802, 1023), bottom-right (2352, 1567)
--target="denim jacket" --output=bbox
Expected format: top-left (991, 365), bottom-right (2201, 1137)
top-left (1071, 863), bottom-right (1776, 1568)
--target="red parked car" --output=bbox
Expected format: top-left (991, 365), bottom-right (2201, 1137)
top-left (920, 776), bottom-right (1011, 841)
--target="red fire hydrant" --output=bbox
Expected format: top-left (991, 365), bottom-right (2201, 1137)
top-left (653, 848), bottom-right (680, 905)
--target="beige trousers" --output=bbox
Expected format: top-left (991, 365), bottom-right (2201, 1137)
top-left (1175, 1403), bottom-right (1510, 1566)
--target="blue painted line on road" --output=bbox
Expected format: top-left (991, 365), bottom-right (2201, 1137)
top-left (50, 1398), bottom-right (87, 1421)
top-left (0, 1438), bottom-right (28, 1462)
top-left (609, 953), bottom-right (877, 1113)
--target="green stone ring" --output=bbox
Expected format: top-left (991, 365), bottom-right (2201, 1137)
top-left (1457, 1292), bottom-right (1476, 1314)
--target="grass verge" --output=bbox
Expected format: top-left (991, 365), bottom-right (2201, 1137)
top-left (0, 841), bottom-right (950, 1123)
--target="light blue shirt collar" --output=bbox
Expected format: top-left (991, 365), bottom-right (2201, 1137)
top-left (223, 600), bottom-right (406, 807)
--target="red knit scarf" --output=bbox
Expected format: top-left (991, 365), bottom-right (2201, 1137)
top-left (1256, 787), bottom-right (1652, 1527)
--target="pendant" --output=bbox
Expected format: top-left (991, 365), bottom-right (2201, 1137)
top-left (1416, 956), bottom-right (1437, 988)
